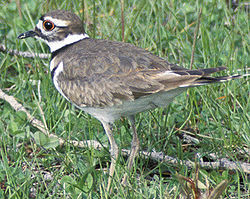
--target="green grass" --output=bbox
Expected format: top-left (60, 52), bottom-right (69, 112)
top-left (0, 0), bottom-right (249, 198)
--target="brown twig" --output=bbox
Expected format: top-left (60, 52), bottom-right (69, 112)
top-left (15, 0), bottom-right (22, 19)
top-left (0, 88), bottom-right (103, 149)
top-left (0, 44), bottom-right (49, 59)
top-left (0, 88), bottom-right (49, 135)
top-left (0, 88), bottom-right (249, 174)
top-left (190, 8), bottom-right (202, 69)
top-left (121, 0), bottom-right (125, 42)
top-left (133, 150), bottom-right (250, 174)
top-left (32, 89), bottom-right (49, 135)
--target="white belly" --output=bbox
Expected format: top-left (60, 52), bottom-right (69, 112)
top-left (81, 88), bottom-right (186, 123)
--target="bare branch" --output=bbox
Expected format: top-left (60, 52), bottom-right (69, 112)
top-left (0, 88), bottom-right (49, 135)
top-left (1, 88), bottom-right (249, 174)
top-left (0, 88), bottom-right (103, 149)
top-left (0, 44), bottom-right (49, 59)
top-left (134, 150), bottom-right (250, 174)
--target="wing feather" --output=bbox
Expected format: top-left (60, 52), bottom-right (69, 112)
top-left (53, 39), bottom-right (238, 108)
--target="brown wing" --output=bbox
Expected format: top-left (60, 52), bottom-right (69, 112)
top-left (54, 38), bottom-right (237, 108)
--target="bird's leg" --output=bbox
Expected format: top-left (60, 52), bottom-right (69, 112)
top-left (102, 121), bottom-right (119, 192)
top-left (122, 115), bottom-right (140, 185)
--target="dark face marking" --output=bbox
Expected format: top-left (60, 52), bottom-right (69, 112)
top-left (34, 27), bottom-right (48, 40)
top-left (39, 16), bottom-right (45, 21)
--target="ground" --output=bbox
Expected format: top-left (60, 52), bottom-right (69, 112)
top-left (0, 0), bottom-right (249, 198)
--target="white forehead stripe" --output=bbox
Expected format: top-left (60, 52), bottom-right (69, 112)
top-left (36, 20), bottom-right (44, 31)
top-left (35, 19), bottom-right (89, 52)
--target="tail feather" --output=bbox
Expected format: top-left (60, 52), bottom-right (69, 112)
top-left (179, 74), bottom-right (242, 88)
top-left (198, 66), bottom-right (227, 76)
top-left (171, 66), bottom-right (227, 76)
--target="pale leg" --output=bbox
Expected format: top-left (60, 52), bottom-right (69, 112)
top-left (122, 115), bottom-right (140, 185)
top-left (102, 121), bottom-right (119, 192)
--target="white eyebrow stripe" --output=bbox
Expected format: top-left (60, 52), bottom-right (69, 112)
top-left (44, 17), bottom-right (69, 27)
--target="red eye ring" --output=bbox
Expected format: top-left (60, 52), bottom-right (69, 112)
top-left (43, 20), bottom-right (55, 31)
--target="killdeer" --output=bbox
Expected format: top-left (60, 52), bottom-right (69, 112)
top-left (18, 10), bottom-right (241, 190)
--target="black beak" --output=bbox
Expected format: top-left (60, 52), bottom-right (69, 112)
top-left (17, 30), bottom-right (37, 39)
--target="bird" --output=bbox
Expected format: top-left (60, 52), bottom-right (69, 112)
top-left (18, 10), bottom-right (241, 191)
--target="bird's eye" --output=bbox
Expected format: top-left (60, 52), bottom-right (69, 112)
top-left (43, 20), bottom-right (55, 31)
